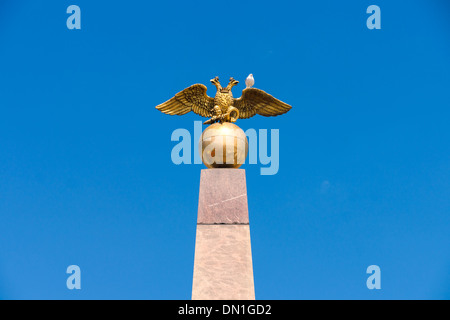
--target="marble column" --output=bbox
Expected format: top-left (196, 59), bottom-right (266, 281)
top-left (192, 169), bottom-right (255, 300)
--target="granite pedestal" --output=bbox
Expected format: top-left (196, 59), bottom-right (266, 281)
top-left (192, 169), bottom-right (255, 300)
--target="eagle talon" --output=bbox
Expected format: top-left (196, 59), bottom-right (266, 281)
top-left (203, 114), bottom-right (224, 125)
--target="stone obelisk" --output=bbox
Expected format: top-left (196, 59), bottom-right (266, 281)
top-left (192, 168), bottom-right (255, 300)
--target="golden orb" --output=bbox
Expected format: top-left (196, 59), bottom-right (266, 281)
top-left (199, 122), bottom-right (248, 168)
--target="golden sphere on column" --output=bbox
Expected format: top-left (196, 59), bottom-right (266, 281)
top-left (199, 122), bottom-right (248, 168)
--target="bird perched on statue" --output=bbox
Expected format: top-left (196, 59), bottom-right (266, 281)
top-left (245, 74), bottom-right (254, 88)
top-left (155, 76), bottom-right (291, 125)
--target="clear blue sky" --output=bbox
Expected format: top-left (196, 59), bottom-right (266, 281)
top-left (0, 0), bottom-right (449, 299)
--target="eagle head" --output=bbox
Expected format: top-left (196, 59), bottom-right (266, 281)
top-left (221, 77), bottom-right (239, 93)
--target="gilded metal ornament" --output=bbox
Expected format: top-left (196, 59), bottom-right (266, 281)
top-left (155, 76), bottom-right (292, 125)
top-left (155, 76), bottom-right (292, 168)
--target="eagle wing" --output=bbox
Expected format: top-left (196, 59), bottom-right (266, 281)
top-left (155, 84), bottom-right (215, 118)
top-left (233, 88), bottom-right (292, 119)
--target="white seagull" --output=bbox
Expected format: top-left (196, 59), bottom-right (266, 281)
top-left (245, 74), bottom-right (254, 89)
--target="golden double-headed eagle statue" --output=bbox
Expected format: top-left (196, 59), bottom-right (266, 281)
top-left (155, 76), bottom-right (292, 124)
top-left (156, 76), bottom-right (292, 168)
